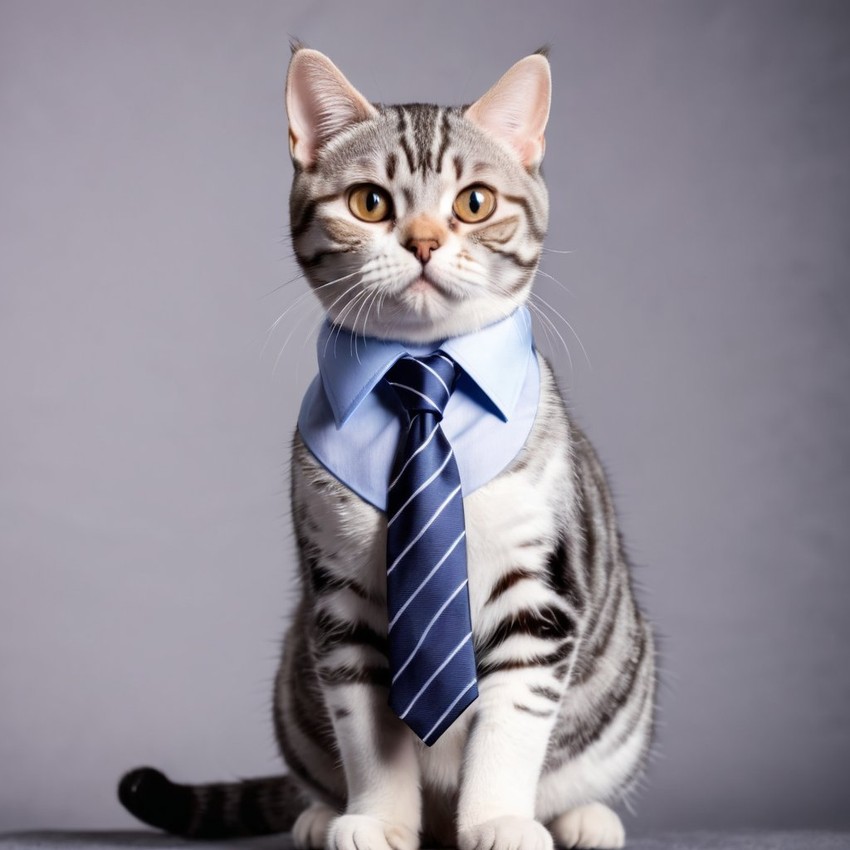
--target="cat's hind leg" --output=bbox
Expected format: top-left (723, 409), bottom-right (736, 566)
top-left (546, 803), bottom-right (624, 850)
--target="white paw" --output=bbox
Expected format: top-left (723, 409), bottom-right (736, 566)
top-left (458, 816), bottom-right (554, 850)
top-left (547, 803), bottom-right (625, 849)
top-left (326, 814), bottom-right (419, 850)
top-left (293, 802), bottom-right (337, 850)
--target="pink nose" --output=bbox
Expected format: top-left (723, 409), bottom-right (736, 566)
top-left (405, 237), bottom-right (440, 263)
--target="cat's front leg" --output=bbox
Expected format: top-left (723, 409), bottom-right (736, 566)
top-left (456, 667), bottom-right (567, 850)
top-left (318, 658), bottom-right (421, 850)
top-left (292, 442), bottom-right (422, 850)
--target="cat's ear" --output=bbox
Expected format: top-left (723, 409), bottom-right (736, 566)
top-left (285, 48), bottom-right (377, 169)
top-left (464, 53), bottom-right (551, 169)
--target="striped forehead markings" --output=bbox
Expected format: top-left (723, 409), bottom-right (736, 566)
top-left (453, 156), bottom-right (464, 182)
top-left (395, 107), bottom-right (417, 174)
top-left (393, 104), bottom-right (445, 174)
top-left (435, 110), bottom-right (452, 175)
top-left (411, 104), bottom-right (439, 173)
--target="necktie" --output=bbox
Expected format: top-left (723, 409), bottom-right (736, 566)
top-left (384, 352), bottom-right (478, 745)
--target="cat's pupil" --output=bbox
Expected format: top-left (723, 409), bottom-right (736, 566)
top-left (469, 191), bottom-right (482, 214)
top-left (366, 192), bottom-right (380, 212)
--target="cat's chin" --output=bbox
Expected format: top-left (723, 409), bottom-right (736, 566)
top-left (406, 276), bottom-right (438, 296)
top-left (352, 295), bottom-right (520, 345)
top-left (400, 276), bottom-right (452, 317)
top-left (399, 271), bottom-right (463, 306)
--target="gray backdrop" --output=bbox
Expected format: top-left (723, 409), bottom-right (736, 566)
top-left (1, 0), bottom-right (849, 835)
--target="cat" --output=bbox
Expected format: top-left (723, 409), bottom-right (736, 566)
top-left (118, 44), bottom-right (656, 850)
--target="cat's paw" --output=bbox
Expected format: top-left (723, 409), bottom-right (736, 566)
top-left (293, 802), bottom-right (337, 850)
top-left (327, 814), bottom-right (419, 850)
top-left (458, 816), bottom-right (553, 850)
top-left (547, 803), bottom-right (625, 849)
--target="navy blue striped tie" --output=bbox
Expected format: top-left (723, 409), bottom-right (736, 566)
top-left (384, 352), bottom-right (478, 745)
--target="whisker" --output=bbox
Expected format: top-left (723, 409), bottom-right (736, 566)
top-left (260, 292), bottom-right (316, 360)
top-left (350, 289), bottom-right (370, 362)
top-left (324, 286), bottom-right (370, 359)
top-left (527, 301), bottom-right (552, 353)
top-left (296, 303), bottom-right (333, 385)
top-left (259, 269), bottom-right (305, 300)
top-left (259, 270), bottom-right (362, 359)
top-left (362, 286), bottom-right (382, 337)
top-left (294, 265), bottom-right (376, 377)
top-left (273, 300), bottom-right (323, 375)
top-left (528, 298), bottom-right (573, 375)
top-left (378, 283), bottom-right (390, 316)
top-left (274, 248), bottom-right (299, 265)
top-left (356, 286), bottom-right (384, 361)
top-left (534, 266), bottom-right (573, 297)
top-left (525, 299), bottom-right (563, 367)
top-left (331, 291), bottom-right (369, 358)
top-left (350, 284), bottom-right (380, 362)
top-left (311, 275), bottom-right (361, 326)
top-left (530, 289), bottom-right (591, 369)
top-left (336, 285), bottom-right (370, 333)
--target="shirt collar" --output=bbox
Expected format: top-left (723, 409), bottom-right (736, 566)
top-left (316, 307), bottom-right (534, 428)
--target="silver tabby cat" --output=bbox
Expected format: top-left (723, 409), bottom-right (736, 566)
top-left (118, 45), bottom-right (656, 850)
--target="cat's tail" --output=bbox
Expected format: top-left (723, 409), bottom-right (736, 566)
top-left (117, 766), bottom-right (309, 838)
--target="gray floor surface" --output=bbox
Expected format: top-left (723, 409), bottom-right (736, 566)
top-left (1, 833), bottom-right (850, 850)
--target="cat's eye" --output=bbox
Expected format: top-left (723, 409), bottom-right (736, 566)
top-left (453, 185), bottom-right (496, 223)
top-left (348, 184), bottom-right (393, 223)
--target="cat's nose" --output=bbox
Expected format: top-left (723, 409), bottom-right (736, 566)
top-left (402, 215), bottom-right (446, 264)
top-left (406, 237), bottom-right (440, 264)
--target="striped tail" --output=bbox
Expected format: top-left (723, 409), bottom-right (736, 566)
top-left (118, 766), bottom-right (308, 838)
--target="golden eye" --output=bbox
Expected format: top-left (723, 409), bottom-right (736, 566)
top-left (348, 184), bottom-right (392, 222)
top-left (453, 185), bottom-right (496, 223)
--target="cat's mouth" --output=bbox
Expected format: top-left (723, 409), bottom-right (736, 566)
top-left (407, 276), bottom-right (440, 295)
top-left (390, 273), bottom-right (453, 321)
top-left (403, 270), bottom-right (459, 301)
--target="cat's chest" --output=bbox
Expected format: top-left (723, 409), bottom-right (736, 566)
top-left (301, 459), bottom-right (562, 627)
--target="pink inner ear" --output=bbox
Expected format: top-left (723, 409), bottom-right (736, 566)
top-left (465, 55), bottom-right (551, 168)
top-left (285, 49), bottom-right (377, 168)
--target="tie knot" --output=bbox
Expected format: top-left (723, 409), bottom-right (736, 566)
top-left (385, 352), bottom-right (458, 420)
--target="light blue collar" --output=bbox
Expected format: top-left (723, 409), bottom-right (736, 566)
top-left (317, 307), bottom-right (534, 428)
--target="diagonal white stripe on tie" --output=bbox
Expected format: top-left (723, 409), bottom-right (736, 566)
top-left (389, 422), bottom-right (440, 490)
top-left (416, 358), bottom-right (451, 397)
top-left (387, 382), bottom-right (441, 413)
top-left (387, 448), bottom-right (454, 528)
top-left (387, 484), bottom-right (462, 575)
top-left (421, 677), bottom-right (477, 744)
top-left (388, 530), bottom-right (466, 631)
top-left (391, 578), bottom-right (469, 684)
top-left (399, 630), bottom-right (474, 719)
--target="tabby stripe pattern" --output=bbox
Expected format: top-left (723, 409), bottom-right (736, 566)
top-left (278, 356), bottom-right (655, 826)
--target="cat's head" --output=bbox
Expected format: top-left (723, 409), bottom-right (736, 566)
top-left (285, 46), bottom-right (550, 344)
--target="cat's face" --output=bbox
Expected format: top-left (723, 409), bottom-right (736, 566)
top-left (286, 49), bottom-right (550, 344)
